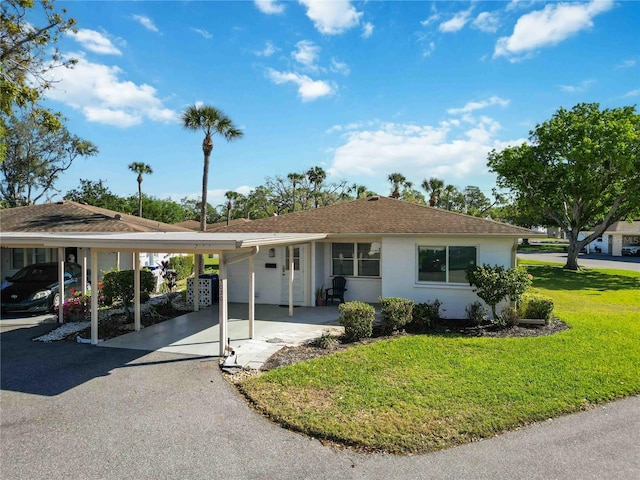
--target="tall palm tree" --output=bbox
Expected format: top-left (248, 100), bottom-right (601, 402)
top-left (181, 104), bottom-right (244, 232)
top-left (224, 190), bottom-right (241, 225)
top-left (306, 166), bottom-right (326, 208)
top-left (128, 162), bottom-right (153, 217)
top-left (387, 172), bottom-right (407, 199)
top-left (421, 177), bottom-right (444, 207)
top-left (287, 172), bottom-right (305, 212)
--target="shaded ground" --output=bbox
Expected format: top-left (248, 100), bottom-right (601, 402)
top-left (261, 318), bottom-right (569, 371)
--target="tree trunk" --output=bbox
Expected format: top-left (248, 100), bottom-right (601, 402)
top-left (564, 231), bottom-right (582, 270)
top-left (199, 134), bottom-right (213, 275)
top-left (137, 179), bottom-right (142, 217)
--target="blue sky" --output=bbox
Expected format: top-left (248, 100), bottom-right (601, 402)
top-left (37, 0), bottom-right (639, 208)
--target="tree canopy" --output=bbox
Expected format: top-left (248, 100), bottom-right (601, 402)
top-left (488, 102), bottom-right (640, 270)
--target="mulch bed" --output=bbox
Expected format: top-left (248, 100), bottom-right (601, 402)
top-left (260, 318), bottom-right (569, 371)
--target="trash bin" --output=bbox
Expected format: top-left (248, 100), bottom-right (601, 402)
top-left (199, 273), bottom-right (219, 303)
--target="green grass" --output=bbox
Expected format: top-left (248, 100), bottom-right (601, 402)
top-left (518, 241), bottom-right (568, 253)
top-left (239, 265), bottom-right (640, 454)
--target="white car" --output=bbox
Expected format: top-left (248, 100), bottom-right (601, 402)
top-left (621, 245), bottom-right (640, 256)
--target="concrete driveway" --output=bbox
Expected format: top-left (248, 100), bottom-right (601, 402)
top-left (2, 324), bottom-right (639, 480)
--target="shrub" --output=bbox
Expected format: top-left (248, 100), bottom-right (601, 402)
top-left (101, 269), bottom-right (155, 313)
top-left (498, 305), bottom-right (520, 327)
top-left (412, 299), bottom-right (443, 328)
top-left (379, 297), bottom-right (414, 333)
top-left (465, 301), bottom-right (488, 326)
top-left (168, 255), bottom-right (194, 281)
top-left (338, 301), bottom-right (375, 341)
top-left (519, 294), bottom-right (554, 324)
top-left (466, 264), bottom-right (532, 320)
top-left (311, 333), bottom-right (340, 350)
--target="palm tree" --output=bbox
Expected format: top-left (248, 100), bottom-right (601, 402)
top-left (306, 166), bottom-right (326, 208)
top-left (224, 190), bottom-right (241, 225)
top-left (181, 104), bottom-right (244, 232)
top-left (421, 177), bottom-right (444, 207)
top-left (387, 172), bottom-right (407, 199)
top-left (287, 172), bottom-right (305, 212)
top-left (128, 162), bottom-right (153, 217)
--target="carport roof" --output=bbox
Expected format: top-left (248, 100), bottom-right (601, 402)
top-left (0, 231), bottom-right (328, 253)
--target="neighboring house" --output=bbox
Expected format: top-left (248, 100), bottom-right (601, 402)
top-left (215, 196), bottom-right (537, 319)
top-left (0, 201), bottom-right (191, 279)
top-left (578, 220), bottom-right (640, 256)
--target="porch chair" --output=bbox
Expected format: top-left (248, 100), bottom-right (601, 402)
top-left (325, 276), bottom-right (347, 304)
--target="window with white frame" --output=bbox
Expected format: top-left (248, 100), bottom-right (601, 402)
top-left (332, 242), bottom-right (380, 277)
top-left (10, 248), bottom-right (48, 269)
top-left (417, 246), bottom-right (476, 283)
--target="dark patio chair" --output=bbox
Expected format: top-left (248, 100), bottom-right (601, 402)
top-left (325, 276), bottom-right (347, 304)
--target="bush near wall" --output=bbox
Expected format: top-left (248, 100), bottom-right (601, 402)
top-left (519, 293), bottom-right (554, 323)
top-left (411, 299), bottom-right (443, 328)
top-left (338, 301), bottom-right (375, 341)
top-left (379, 297), bottom-right (414, 333)
top-left (101, 269), bottom-right (155, 309)
top-left (169, 255), bottom-right (194, 281)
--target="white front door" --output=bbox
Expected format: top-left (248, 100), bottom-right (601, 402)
top-left (280, 245), bottom-right (305, 305)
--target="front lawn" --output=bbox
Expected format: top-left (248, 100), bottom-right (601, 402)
top-left (239, 265), bottom-right (640, 454)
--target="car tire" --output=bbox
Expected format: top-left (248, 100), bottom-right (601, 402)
top-left (50, 293), bottom-right (61, 312)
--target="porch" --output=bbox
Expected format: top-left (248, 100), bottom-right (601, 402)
top-left (98, 303), bottom-right (343, 369)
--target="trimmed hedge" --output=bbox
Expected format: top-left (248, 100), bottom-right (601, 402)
top-left (168, 255), bottom-right (195, 281)
top-left (519, 293), bottom-right (554, 324)
top-left (379, 297), bottom-right (414, 333)
top-left (101, 269), bottom-right (155, 309)
top-left (412, 299), bottom-right (442, 328)
top-left (338, 301), bottom-right (375, 341)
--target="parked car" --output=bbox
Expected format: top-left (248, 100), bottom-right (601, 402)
top-left (621, 245), bottom-right (640, 256)
top-left (1, 262), bottom-right (87, 313)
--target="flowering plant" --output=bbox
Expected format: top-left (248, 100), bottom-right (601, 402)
top-left (56, 288), bottom-right (91, 322)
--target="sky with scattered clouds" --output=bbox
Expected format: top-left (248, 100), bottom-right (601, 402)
top-left (34, 0), bottom-right (640, 207)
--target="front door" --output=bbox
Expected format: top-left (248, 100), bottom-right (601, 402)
top-left (280, 245), bottom-right (305, 305)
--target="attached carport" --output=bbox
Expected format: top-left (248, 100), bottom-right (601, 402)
top-left (1, 231), bottom-right (327, 356)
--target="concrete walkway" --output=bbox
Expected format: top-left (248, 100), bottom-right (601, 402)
top-left (99, 303), bottom-right (344, 368)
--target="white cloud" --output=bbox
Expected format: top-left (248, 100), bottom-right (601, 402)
top-left (68, 29), bottom-right (122, 55)
top-left (422, 41), bottom-right (436, 58)
top-left (559, 79), bottom-right (595, 93)
top-left (44, 54), bottom-right (178, 127)
top-left (192, 28), bottom-right (212, 39)
top-left (362, 22), bottom-right (374, 38)
top-left (132, 14), bottom-right (159, 33)
top-left (299, 0), bottom-right (362, 35)
top-left (255, 41), bottom-right (278, 57)
top-left (266, 68), bottom-right (335, 101)
top-left (472, 12), bottom-right (500, 33)
top-left (254, 0), bottom-right (285, 15)
top-left (624, 89), bottom-right (640, 97)
top-left (327, 118), bottom-right (522, 184)
top-left (292, 40), bottom-right (320, 70)
top-left (447, 96), bottom-right (510, 115)
top-left (330, 58), bottom-right (350, 75)
top-left (439, 7), bottom-right (474, 33)
top-left (421, 13), bottom-right (441, 27)
top-left (494, 0), bottom-right (614, 60)
top-left (616, 59), bottom-right (636, 69)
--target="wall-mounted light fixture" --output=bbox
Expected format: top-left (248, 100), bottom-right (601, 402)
top-left (268, 248), bottom-right (276, 258)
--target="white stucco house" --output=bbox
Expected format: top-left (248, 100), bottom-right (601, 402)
top-left (578, 220), bottom-right (640, 256)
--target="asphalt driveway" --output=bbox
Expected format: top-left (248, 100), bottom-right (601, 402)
top-left (2, 324), bottom-right (639, 480)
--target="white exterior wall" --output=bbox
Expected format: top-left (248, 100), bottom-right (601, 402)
top-left (577, 232), bottom-right (612, 255)
top-left (380, 236), bottom-right (515, 319)
top-left (227, 247), bottom-right (289, 305)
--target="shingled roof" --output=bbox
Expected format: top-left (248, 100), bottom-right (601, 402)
top-left (215, 196), bottom-right (536, 236)
top-left (0, 201), bottom-right (191, 233)
top-left (175, 218), bottom-right (252, 232)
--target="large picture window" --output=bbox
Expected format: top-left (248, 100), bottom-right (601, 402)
top-left (332, 242), bottom-right (380, 277)
top-left (417, 246), bottom-right (476, 283)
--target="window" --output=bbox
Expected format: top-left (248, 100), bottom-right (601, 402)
top-left (10, 248), bottom-right (48, 269)
top-left (285, 247), bottom-right (300, 271)
top-left (417, 246), bottom-right (476, 283)
top-left (332, 242), bottom-right (380, 277)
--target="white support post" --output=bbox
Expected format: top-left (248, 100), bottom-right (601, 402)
top-left (249, 255), bottom-right (255, 339)
top-left (57, 247), bottom-right (65, 324)
top-left (134, 252), bottom-right (141, 332)
top-left (193, 256), bottom-right (200, 312)
top-left (310, 241), bottom-right (316, 307)
top-left (116, 252), bottom-right (120, 271)
top-left (288, 245), bottom-right (294, 317)
top-left (80, 248), bottom-right (88, 296)
top-left (218, 257), bottom-right (228, 357)
top-left (91, 250), bottom-right (99, 345)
